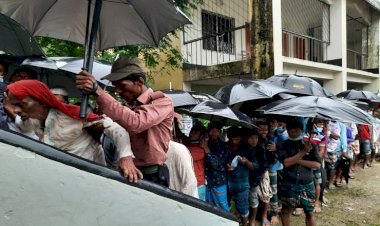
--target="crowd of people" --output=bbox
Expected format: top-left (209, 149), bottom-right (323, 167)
top-left (1, 57), bottom-right (380, 226)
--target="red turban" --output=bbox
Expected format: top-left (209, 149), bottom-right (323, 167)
top-left (7, 80), bottom-right (101, 122)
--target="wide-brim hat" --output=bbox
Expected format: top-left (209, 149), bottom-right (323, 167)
top-left (101, 56), bottom-right (147, 81)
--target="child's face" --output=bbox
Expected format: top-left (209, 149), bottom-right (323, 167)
top-left (208, 128), bottom-right (221, 140)
top-left (0, 64), bottom-right (6, 76)
top-left (288, 128), bottom-right (303, 139)
top-left (189, 129), bottom-right (202, 141)
top-left (258, 125), bottom-right (268, 138)
top-left (229, 136), bottom-right (241, 147)
top-left (315, 123), bottom-right (324, 128)
top-left (247, 135), bottom-right (259, 147)
top-left (269, 119), bottom-right (278, 131)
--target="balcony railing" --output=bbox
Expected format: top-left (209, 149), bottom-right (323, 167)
top-left (183, 24), bottom-right (250, 66)
top-left (282, 30), bottom-right (328, 63)
top-left (347, 49), bottom-right (368, 70)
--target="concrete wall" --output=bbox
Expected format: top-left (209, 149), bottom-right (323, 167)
top-left (182, 0), bottom-right (250, 65)
top-left (153, 33), bottom-right (184, 91)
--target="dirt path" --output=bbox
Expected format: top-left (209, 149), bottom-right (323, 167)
top-left (291, 161), bottom-right (380, 226)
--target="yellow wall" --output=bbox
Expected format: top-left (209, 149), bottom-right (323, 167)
top-left (152, 32), bottom-right (183, 91)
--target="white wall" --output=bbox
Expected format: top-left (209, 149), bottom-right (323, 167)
top-left (327, 0), bottom-right (345, 61)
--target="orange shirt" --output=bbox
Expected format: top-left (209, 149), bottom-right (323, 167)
top-left (187, 143), bottom-right (206, 186)
top-left (97, 88), bottom-right (174, 166)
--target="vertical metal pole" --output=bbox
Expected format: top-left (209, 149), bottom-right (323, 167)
top-left (80, 0), bottom-right (103, 118)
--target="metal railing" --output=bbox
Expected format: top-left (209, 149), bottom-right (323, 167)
top-left (182, 24), bottom-right (250, 66)
top-left (347, 49), bottom-right (368, 70)
top-left (282, 30), bottom-right (328, 63)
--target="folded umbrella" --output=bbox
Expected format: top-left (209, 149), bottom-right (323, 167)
top-left (178, 100), bottom-right (257, 128)
top-left (214, 80), bottom-right (290, 105)
top-left (258, 96), bottom-right (375, 125)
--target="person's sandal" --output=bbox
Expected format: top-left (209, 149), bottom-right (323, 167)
top-left (262, 219), bottom-right (270, 226)
top-left (292, 208), bottom-right (303, 216)
top-left (334, 181), bottom-right (343, 187)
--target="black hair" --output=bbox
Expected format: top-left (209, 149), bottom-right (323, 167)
top-left (0, 60), bottom-right (9, 74)
top-left (243, 128), bottom-right (259, 137)
top-left (123, 72), bottom-right (146, 83)
top-left (256, 119), bottom-right (268, 127)
top-left (190, 124), bottom-right (207, 136)
top-left (11, 66), bottom-right (38, 80)
top-left (227, 126), bottom-right (242, 138)
top-left (286, 119), bottom-right (304, 131)
top-left (208, 121), bottom-right (223, 131)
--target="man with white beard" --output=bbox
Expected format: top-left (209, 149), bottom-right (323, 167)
top-left (6, 80), bottom-right (142, 182)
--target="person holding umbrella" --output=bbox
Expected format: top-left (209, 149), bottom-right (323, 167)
top-left (277, 119), bottom-right (322, 226)
top-left (76, 56), bottom-right (174, 186)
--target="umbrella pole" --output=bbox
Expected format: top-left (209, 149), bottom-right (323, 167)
top-left (80, 0), bottom-right (103, 118)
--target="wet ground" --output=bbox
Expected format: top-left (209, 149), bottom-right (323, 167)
top-left (292, 161), bottom-right (380, 226)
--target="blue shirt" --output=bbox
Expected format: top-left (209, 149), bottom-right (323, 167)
top-left (226, 147), bottom-right (250, 191)
top-left (205, 138), bottom-right (228, 187)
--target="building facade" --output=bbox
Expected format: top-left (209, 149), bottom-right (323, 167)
top-left (176, 0), bottom-right (380, 95)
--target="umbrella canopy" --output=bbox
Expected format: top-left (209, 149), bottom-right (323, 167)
top-left (161, 90), bottom-right (198, 108)
top-left (178, 100), bottom-right (257, 128)
top-left (188, 91), bottom-right (221, 103)
top-left (336, 90), bottom-right (380, 101)
top-left (265, 74), bottom-right (334, 97)
top-left (0, 0), bottom-right (191, 50)
top-left (214, 80), bottom-right (290, 105)
top-left (258, 96), bottom-right (375, 125)
top-left (1, 0), bottom-right (191, 118)
top-left (162, 90), bottom-right (222, 108)
top-left (0, 13), bottom-right (44, 57)
top-left (22, 57), bottom-right (112, 86)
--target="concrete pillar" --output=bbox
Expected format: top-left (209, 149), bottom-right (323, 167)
top-left (367, 12), bottom-right (380, 71)
top-left (272, 0), bottom-right (283, 74)
top-left (324, 0), bottom-right (346, 93)
top-left (324, 71), bottom-right (346, 94)
top-left (326, 0), bottom-right (345, 65)
top-left (183, 81), bottom-right (191, 91)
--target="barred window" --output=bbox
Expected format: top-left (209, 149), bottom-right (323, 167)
top-left (201, 10), bottom-right (235, 54)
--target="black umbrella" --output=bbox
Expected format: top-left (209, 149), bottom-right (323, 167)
top-left (0, 13), bottom-right (44, 57)
top-left (332, 97), bottom-right (369, 111)
top-left (258, 96), bottom-right (375, 125)
top-left (0, 0), bottom-right (191, 117)
top-left (161, 90), bottom-right (198, 108)
top-left (178, 100), bottom-right (257, 128)
top-left (336, 90), bottom-right (380, 101)
top-left (188, 91), bottom-right (221, 103)
top-left (214, 80), bottom-right (290, 105)
top-left (265, 74), bottom-right (333, 97)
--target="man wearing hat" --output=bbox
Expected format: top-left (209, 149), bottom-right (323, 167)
top-left (76, 56), bottom-right (174, 186)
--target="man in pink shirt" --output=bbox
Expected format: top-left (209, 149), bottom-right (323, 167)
top-left (76, 56), bottom-right (174, 186)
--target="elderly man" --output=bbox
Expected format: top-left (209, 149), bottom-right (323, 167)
top-left (6, 80), bottom-right (142, 182)
top-left (76, 56), bottom-right (174, 187)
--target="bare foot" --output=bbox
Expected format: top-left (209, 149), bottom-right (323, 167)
top-left (313, 205), bottom-right (322, 213)
top-left (270, 216), bottom-right (279, 225)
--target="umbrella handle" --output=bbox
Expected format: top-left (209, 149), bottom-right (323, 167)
top-left (80, 0), bottom-right (103, 118)
top-left (80, 95), bottom-right (89, 118)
